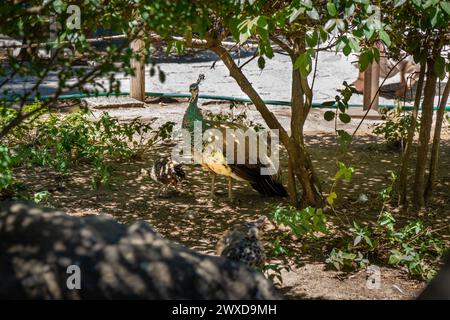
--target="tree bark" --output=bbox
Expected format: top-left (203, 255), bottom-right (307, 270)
top-left (290, 59), bottom-right (323, 206)
top-left (398, 63), bottom-right (426, 207)
top-left (130, 37), bottom-right (145, 101)
top-left (287, 157), bottom-right (298, 206)
top-left (425, 74), bottom-right (450, 200)
top-left (413, 58), bottom-right (438, 208)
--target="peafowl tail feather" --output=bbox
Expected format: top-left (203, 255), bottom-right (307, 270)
top-left (250, 175), bottom-right (288, 197)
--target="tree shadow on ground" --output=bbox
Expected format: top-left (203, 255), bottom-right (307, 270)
top-left (12, 131), bottom-right (450, 299)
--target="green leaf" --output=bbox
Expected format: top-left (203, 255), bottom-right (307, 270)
top-left (256, 16), bottom-right (268, 30)
top-left (319, 27), bottom-right (328, 42)
top-left (306, 31), bottom-right (319, 48)
top-left (229, 18), bottom-right (241, 41)
top-left (294, 52), bottom-right (312, 77)
top-left (307, 7), bottom-right (320, 20)
top-left (327, 2), bottom-right (337, 17)
top-left (433, 56), bottom-right (446, 79)
top-left (379, 30), bottom-right (391, 47)
top-left (372, 47), bottom-right (380, 63)
top-left (359, 50), bottom-right (372, 71)
top-left (327, 192), bottom-right (337, 205)
top-left (344, 3), bottom-right (356, 17)
top-left (337, 101), bottom-right (346, 113)
top-left (166, 41), bottom-right (173, 55)
top-left (430, 7), bottom-right (440, 27)
top-left (339, 113), bottom-right (351, 124)
top-left (363, 27), bottom-right (375, 40)
top-left (394, 0), bottom-right (407, 7)
top-left (441, 1), bottom-right (450, 15)
top-left (53, 0), bottom-right (66, 14)
top-left (423, 0), bottom-right (438, 9)
top-left (354, 235), bottom-right (362, 246)
top-left (289, 7), bottom-right (305, 23)
top-left (257, 56), bottom-right (266, 70)
top-left (324, 110), bottom-right (336, 121)
top-left (348, 37), bottom-right (360, 52)
top-left (343, 44), bottom-right (351, 56)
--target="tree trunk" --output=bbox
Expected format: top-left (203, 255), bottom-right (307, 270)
top-left (413, 58), bottom-right (438, 208)
top-left (398, 63), bottom-right (426, 207)
top-left (425, 74), bottom-right (450, 199)
top-left (287, 157), bottom-right (298, 206)
top-left (290, 59), bottom-right (322, 207)
top-left (210, 45), bottom-right (322, 207)
top-left (130, 37), bottom-right (145, 101)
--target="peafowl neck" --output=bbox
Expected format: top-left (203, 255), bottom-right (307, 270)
top-left (182, 95), bottom-right (205, 134)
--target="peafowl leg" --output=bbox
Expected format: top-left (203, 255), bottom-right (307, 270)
top-left (228, 177), bottom-right (233, 200)
top-left (157, 185), bottom-right (168, 198)
top-left (156, 186), bottom-right (162, 197)
top-left (210, 173), bottom-right (216, 199)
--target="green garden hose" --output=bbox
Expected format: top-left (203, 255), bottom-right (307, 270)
top-left (4, 91), bottom-right (450, 111)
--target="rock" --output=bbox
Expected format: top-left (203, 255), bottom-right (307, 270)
top-left (417, 256), bottom-right (450, 300)
top-left (0, 201), bottom-right (280, 300)
top-left (81, 96), bottom-right (145, 109)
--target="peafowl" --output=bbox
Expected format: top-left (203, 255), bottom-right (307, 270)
top-left (146, 157), bottom-right (186, 197)
top-left (181, 74), bottom-right (287, 200)
top-left (216, 216), bottom-right (267, 268)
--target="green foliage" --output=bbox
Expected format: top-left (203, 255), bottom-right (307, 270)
top-left (373, 107), bottom-right (420, 150)
top-left (2, 106), bottom-right (174, 192)
top-left (322, 81), bottom-right (357, 124)
top-left (270, 238), bottom-right (290, 257)
top-left (0, 144), bottom-right (12, 191)
top-left (33, 190), bottom-right (50, 204)
top-left (327, 171), bottom-right (444, 280)
top-left (270, 205), bottom-right (327, 238)
top-left (326, 248), bottom-right (369, 271)
top-left (329, 168), bottom-right (442, 279)
top-left (327, 210), bottom-right (445, 280)
top-left (327, 161), bottom-right (354, 207)
top-left (322, 81), bottom-right (358, 152)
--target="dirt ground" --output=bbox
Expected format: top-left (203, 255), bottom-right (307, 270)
top-left (15, 99), bottom-right (450, 300)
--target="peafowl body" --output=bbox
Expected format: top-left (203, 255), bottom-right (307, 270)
top-left (181, 75), bottom-right (287, 199)
top-left (149, 157), bottom-right (186, 197)
top-left (216, 216), bottom-right (267, 268)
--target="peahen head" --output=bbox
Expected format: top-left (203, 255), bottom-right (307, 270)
top-left (243, 216), bottom-right (268, 239)
top-left (189, 74), bottom-right (205, 102)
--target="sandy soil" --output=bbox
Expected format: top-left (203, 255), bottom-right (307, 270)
top-left (14, 99), bottom-right (450, 300)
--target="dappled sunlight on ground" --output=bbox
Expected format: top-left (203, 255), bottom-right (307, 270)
top-left (13, 104), bottom-right (450, 299)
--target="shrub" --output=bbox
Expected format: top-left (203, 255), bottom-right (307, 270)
top-left (373, 107), bottom-right (419, 151)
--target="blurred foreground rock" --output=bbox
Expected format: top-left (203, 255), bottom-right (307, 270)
top-left (417, 256), bottom-right (450, 300)
top-left (0, 201), bottom-right (279, 299)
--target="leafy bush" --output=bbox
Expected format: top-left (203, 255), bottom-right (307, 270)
top-left (326, 171), bottom-right (444, 280)
top-left (373, 107), bottom-right (419, 151)
top-left (326, 211), bottom-right (445, 280)
top-left (1, 105), bottom-right (175, 191)
top-left (270, 205), bottom-right (327, 238)
top-left (326, 248), bottom-right (369, 271)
